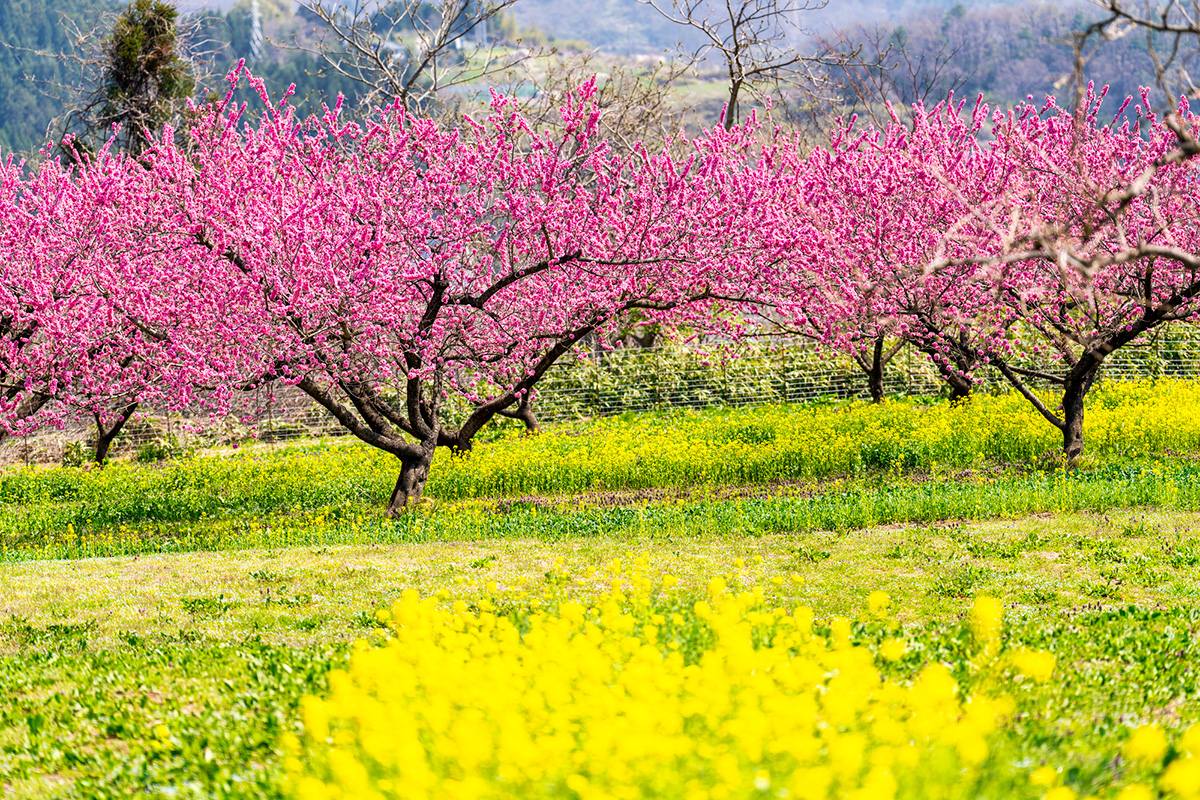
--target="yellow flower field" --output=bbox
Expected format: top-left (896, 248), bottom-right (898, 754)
top-left (283, 560), bottom-right (1200, 800)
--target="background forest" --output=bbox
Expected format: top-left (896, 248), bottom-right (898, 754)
top-left (0, 0), bottom-right (1179, 155)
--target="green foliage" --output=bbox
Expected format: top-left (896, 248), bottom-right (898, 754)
top-left (1, 380), bottom-right (1200, 559)
top-left (0, 0), bottom-right (368, 159)
top-left (59, 440), bottom-right (90, 468)
top-left (932, 562), bottom-right (995, 597)
top-left (0, 630), bottom-right (344, 797)
top-left (134, 433), bottom-right (191, 463)
top-left (180, 593), bottom-right (234, 618)
top-left (2, 511), bottom-right (1200, 796)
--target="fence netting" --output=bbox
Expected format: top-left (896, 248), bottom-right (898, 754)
top-left (4, 330), bottom-right (1199, 465)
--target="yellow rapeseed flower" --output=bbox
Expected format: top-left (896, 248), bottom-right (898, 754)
top-left (969, 595), bottom-right (1004, 653)
top-left (879, 637), bottom-right (908, 662)
top-left (1180, 724), bottom-right (1200, 757)
top-left (1161, 756), bottom-right (1200, 798)
top-left (1030, 766), bottom-right (1060, 787)
top-left (867, 590), bottom-right (892, 617)
top-left (1123, 724), bottom-right (1168, 765)
top-left (1009, 647), bottom-right (1057, 683)
top-left (1043, 787), bottom-right (1077, 800)
top-left (285, 568), bottom-right (1032, 799)
top-left (1115, 784), bottom-right (1155, 800)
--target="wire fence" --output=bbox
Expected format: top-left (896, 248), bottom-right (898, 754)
top-left (531, 333), bottom-right (1200, 420)
top-left (4, 332), bottom-right (1200, 465)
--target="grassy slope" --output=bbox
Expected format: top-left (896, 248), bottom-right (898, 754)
top-left (3, 508), bottom-right (1200, 797)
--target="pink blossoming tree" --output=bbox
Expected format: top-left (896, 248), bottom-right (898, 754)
top-left (109, 68), bottom-right (781, 512)
top-left (957, 86), bottom-right (1200, 458)
top-left (7, 68), bottom-right (1200, 493)
top-left (0, 146), bottom-right (183, 459)
top-left (767, 96), bottom-right (1003, 402)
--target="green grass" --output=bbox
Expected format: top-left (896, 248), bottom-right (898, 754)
top-left (3, 509), bottom-right (1200, 797)
top-left (0, 460), bottom-right (1196, 561)
top-left (3, 379), bottom-right (1197, 523)
top-left (5, 383), bottom-right (1200, 796)
top-left (0, 380), bottom-right (1199, 561)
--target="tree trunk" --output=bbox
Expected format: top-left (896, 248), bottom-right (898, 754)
top-left (724, 77), bottom-right (742, 130)
top-left (496, 394), bottom-right (540, 433)
top-left (513, 397), bottom-right (539, 433)
top-left (94, 403), bottom-right (138, 464)
top-left (866, 368), bottom-right (884, 404)
top-left (510, 394), bottom-right (539, 433)
top-left (1061, 393), bottom-right (1084, 461)
top-left (387, 448), bottom-right (434, 516)
top-left (923, 347), bottom-right (974, 401)
top-left (911, 340), bottom-right (975, 402)
top-left (854, 335), bottom-right (889, 403)
top-left (866, 347), bottom-right (885, 403)
top-left (1060, 359), bottom-right (1101, 462)
top-left (944, 371), bottom-right (973, 402)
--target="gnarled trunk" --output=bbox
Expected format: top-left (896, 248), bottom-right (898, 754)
top-left (94, 403), bottom-right (138, 464)
top-left (944, 371), bottom-right (973, 402)
top-left (387, 448), bottom-right (434, 516)
top-left (513, 402), bottom-right (539, 433)
top-left (992, 348), bottom-right (1102, 463)
top-left (499, 394), bottom-right (539, 433)
top-left (909, 331), bottom-right (978, 403)
top-left (928, 349), bottom-right (975, 402)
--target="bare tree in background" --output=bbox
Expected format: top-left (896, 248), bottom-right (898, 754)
top-left (640, 0), bottom-right (849, 129)
top-left (820, 25), bottom-right (965, 127)
top-left (519, 53), bottom-right (692, 150)
top-left (1078, 1), bottom-right (1200, 100)
top-left (299, 0), bottom-right (536, 114)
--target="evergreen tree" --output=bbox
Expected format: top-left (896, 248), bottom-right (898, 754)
top-left (92, 0), bottom-right (196, 155)
top-left (0, 0), bottom-right (116, 154)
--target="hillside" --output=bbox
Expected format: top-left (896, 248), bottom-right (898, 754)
top-left (0, 0), bottom-right (1170, 154)
top-left (509, 0), bottom-right (1054, 51)
top-left (0, 0), bottom-right (118, 152)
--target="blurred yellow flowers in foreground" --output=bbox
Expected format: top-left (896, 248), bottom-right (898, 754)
top-left (283, 563), bottom-right (1200, 799)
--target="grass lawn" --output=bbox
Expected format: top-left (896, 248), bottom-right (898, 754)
top-left (2, 507), bottom-right (1200, 797)
top-left (5, 385), bottom-right (1200, 797)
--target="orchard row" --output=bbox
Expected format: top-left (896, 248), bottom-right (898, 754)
top-left (1, 67), bottom-right (1195, 509)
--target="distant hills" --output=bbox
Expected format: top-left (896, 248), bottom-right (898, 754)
top-left (509, 0), bottom-right (1053, 52)
top-left (0, 0), bottom-right (1174, 156)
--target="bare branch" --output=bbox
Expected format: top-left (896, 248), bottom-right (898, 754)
top-left (640, 0), bottom-right (856, 129)
top-left (1079, 1), bottom-right (1200, 101)
top-left (298, 0), bottom-right (539, 115)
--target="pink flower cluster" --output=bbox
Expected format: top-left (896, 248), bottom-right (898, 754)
top-left (2, 68), bottom-right (1198, 495)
